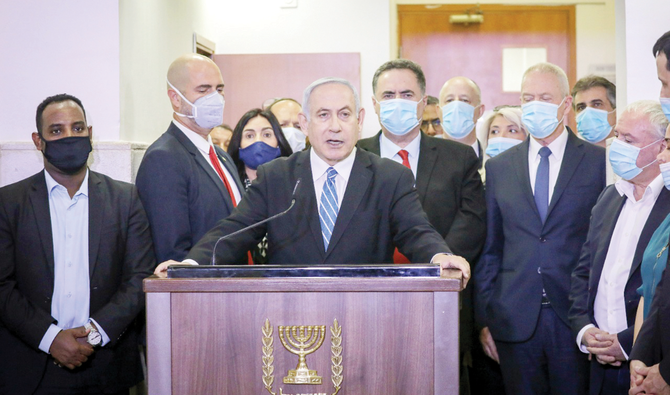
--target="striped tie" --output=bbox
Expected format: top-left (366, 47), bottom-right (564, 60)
top-left (319, 167), bottom-right (339, 251)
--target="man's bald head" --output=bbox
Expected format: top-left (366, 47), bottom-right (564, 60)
top-left (439, 77), bottom-right (482, 106)
top-left (167, 53), bottom-right (222, 93)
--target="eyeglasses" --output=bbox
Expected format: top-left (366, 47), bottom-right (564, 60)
top-left (421, 119), bottom-right (441, 129)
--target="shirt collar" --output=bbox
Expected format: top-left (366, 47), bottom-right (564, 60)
top-left (379, 131), bottom-right (421, 160)
top-left (172, 120), bottom-right (213, 155)
top-left (44, 168), bottom-right (89, 197)
top-left (615, 173), bottom-right (665, 202)
top-left (310, 146), bottom-right (357, 183)
top-left (529, 127), bottom-right (569, 162)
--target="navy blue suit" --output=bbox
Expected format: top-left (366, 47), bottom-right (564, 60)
top-left (474, 130), bottom-right (606, 394)
top-left (569, 185), bottom-right (670, 394)
top-left (136, 122), bottom-right (244, 263)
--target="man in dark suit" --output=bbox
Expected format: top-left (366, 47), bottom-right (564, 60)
top-left (569, 101), bottom-right (669, 395)
top-left (474, 63), bottom-right (606, 394)
top-left (136, 53), bottom-right (243, 263)
top-left (629, 29), bottom-right (670, 395)
top-left (0, 94), bottom-right (155, 394)
top-left (357, 59), bottom-right (486, 394)
top-left (155, 77), bottom-right (471, 281)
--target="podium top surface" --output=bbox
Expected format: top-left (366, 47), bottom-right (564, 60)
top-left (144, 264), bottom-right (463, 293)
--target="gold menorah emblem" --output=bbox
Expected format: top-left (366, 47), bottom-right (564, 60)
top-left (278, 325), bottom-right (326, 384)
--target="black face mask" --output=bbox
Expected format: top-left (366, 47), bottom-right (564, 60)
top-left (41, 136), bottom-right (92, 175)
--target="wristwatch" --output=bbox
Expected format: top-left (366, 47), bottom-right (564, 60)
top-left (85, 322), bottom-right (102, 347)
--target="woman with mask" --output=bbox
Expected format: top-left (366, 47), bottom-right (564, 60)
top-left (228, 108), bottom-right (292, 264)
top-left (485, 106), bottom-right (528, 158)
top-left (228, 108), bottom-right (293, 188)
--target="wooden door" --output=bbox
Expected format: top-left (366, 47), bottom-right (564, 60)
top-left (398, 5), bottom-right (576, 110)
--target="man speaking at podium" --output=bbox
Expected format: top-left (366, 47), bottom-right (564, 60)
top-left (155, 77), bottom-right (470, 282)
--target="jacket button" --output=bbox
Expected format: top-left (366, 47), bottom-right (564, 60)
top-left (540, 237), bottom-right (547, 243)
top-left (537, 267), bottom-right (542, 274)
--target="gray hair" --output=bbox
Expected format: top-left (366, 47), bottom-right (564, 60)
top-left (621, 100), bottom-right (669, 140)
top-left (522, 62), bottom-right (570, 98)
top-left (302, 77), bottom-right (361, 121)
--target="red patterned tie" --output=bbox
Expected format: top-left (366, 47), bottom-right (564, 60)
top-left (208, 146), bottom-right (237, 208)
top-left (394, 149), bottom-right (412, 264)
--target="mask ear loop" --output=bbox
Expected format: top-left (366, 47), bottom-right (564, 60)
top-left (638, 138), bottom-right (665, 170)
top-left (167, 79), bottom-right (197, 119)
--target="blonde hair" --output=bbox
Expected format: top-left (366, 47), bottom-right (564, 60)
top-left (485, 106), bottom-right (528, 141)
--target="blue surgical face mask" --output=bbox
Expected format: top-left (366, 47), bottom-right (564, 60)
top-left (660, 162), bottom-right (670, 190)
top-left (238, 141), bottom-right (281, 170)
top-left (282, 127), bottom-right (305, 153)
top-left (521, 98), bottom-right (566, 139)
top-left (485, 137), bottom-right (523, 158)
top-left (609, 138), bottom-right (662, 180)
top-left (576, 107), bottom-right (614, 143)
top-left (441, 101), bottom-right (476, 139)
top-left (379, 98), bottom-right (420, 136)
top-left (167, 79), bottom-right (225, 129)
top-left (660, 97), bottom-right (670, 122)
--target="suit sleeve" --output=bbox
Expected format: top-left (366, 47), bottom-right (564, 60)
top-left (473, 160), bottom-right (503, 329)
top-left (0, 192), bottom-right (56, 349)
top-left (393, 166), bottom-right (452, 263)
top-left (443, 148), bottom-right (486, 264)
top-left (136, 147), bottom-right (194, 262)
top-left (568, 203), bottom-right (598, 340)
top-left (90, 186), bottom-right (155, 345)
top-left (186, 165), bottom-right (270, 265)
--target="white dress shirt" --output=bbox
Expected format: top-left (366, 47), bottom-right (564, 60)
top-left (310, 147), bottom-right (357, 208)
top-left (173, 120), bottom-right (242, 204)
top-left (576, 174), bottom-right (665, 357)
top-left (528, 128), bottom-right (569, 204)
top-left (379, 132), bottom-right (420, 179)
top-left (470, 139), bottom-right (480, 158)
top-left (39, 170), bottom-right (110, 353)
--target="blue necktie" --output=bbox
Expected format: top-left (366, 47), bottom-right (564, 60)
top-left (319, 167), bottom-right (339, 251)
top-left (534, 147), bottom-right (552, 223)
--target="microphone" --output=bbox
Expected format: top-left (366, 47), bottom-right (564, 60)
top-left (210, 178), bottom-right (302, 265)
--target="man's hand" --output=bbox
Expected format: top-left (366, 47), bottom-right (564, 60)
top-left (582, 327), bottom-right (613, 348)
top-left (49, 327), bottom-right (94, 369)
top-left (479, 327), bottom-right (499, 363)
top-left (629, 362), bottom-right (670, 395)
top-left (434, 254), bottom-right (470, 287)
top-left (586, 332), bottom-right (625, 366)
top-left (154, 259), bottom-right (181, 275)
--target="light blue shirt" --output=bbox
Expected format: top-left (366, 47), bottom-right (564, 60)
top-left (38, 170), bottom-right (110, 354)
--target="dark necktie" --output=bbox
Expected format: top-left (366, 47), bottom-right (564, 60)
top-left (534, 146), bottom-right (552, 223)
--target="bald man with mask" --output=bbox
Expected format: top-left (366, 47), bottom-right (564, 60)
top-left (269, 98), bottom-right (306, 152)
top-left (439, 77), bottom-right (486, 167)
top-left (136, 53), bottom-right (244, 263)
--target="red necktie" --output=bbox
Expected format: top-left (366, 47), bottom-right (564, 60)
top-left (394, 149), bottom-right (412, 264)
top-left (208, 145), bottom-right (237, 208)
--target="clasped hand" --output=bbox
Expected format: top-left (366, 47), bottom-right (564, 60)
top-left (49, 326), bottom-right (94, 370)
top-left (582, 327), bottom-right (625, 366)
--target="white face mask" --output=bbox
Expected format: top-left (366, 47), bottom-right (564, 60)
top-left (282, 127), bottom-right (306, 153)
top-left (167, 79), bottom-right (225, 129)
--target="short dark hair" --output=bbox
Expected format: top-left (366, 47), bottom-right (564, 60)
top-left (653, 31), bottom-right (670, 71)
top-left (372, 59), bottom-right (426, 96)
top-left (426, 95), bottom-right (439, 106)
top-left (571, 75), bottom-right (616, 109)
top-left (227, 108), bottom-right (293, 181)
top-left (36, 94), bottom-right (86, 135)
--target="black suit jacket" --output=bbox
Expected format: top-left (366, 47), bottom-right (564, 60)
top-left (357, 131), bottom-right (486, 263)
top-left (186, 149), bottom-right (451, 265)
top-left (136, 122), bottom-right (244, 263)
top-left (474, 131), bottom-right (606, 342)
top-left (0, 170), bottom-right (155, 394)
top-left (569, 185), bottom-right (670, 394)
top-left (630, 250), bottom-right (670, 383)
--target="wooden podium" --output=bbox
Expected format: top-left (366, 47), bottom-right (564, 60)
top-left (144, 265), bottom-right (463, 395)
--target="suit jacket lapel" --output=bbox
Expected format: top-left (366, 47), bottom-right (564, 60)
top-left (546, 131), bottom-right (585, 220)
top-left (416, 133), bottom-right (437, 205)
top-left (325, 150), bottom-right (372, 259)
top-left (513, 138), bottom-right (540, 220)
top-left (29, 172), bottom-right (55, 279)
top-left (88, 172), bottom-right (103, 277)
top-left (298, 153), bottom-right (326, 259)
top-left (629, 187), bottom-right (670, 280)
top-left (216, 148), bottom-right (244, 193)
top-left (169, 125), bottom-right (234, 209)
